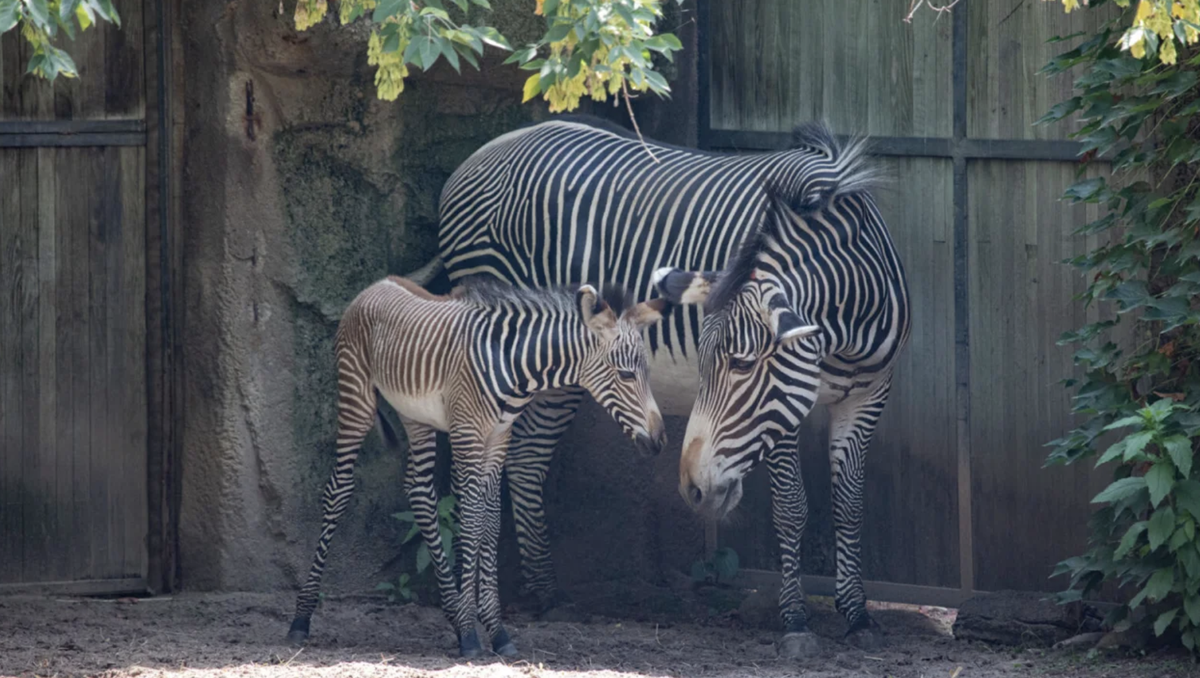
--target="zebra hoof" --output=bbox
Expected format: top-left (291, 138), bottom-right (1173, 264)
top-left (491, 628), bottom-right (519, 658)
top-left (777, 631), bottom-right (821, 658)
top-left (458, 629), bottom-right (484, 659)
top-left (844, 622), bottom-right (885, 651)
top-left (286, 618), bottom-right (310, 646)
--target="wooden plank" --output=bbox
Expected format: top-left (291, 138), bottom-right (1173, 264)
top-left (14, 147), bottom-right (44, 583)
top-left (87, 146), bottom-right (114, 578)
top-left (707, 0), bottom-right (952, 137)
top-left (968, 159), bottom-right (1111, 591)
top-left (36, 147), bottom-right (62, 581)
top-left (117, 146), bottom-right (148, 578)
top-left (0, 133), bottom-right (146, 148)
top-left (734, 568), bottom-right (971, 609)
top-left (57, 147), bottom-right (93, 581)
top-left (0, 120), bottom-right (146, 134)
top-left (720, 159), bottom-right (958, 588)
top-left (0, 576), bottom-right (147, 597)
top-left (0, 150), bottom-right (25, 582)
top-left (967, 0), bottom-right (1115, 140)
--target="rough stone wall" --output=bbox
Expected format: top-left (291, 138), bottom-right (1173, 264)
top-left (178, 0), bottom-right (704, 597)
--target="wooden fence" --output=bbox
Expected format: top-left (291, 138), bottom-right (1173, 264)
top-left (699, 0), bottom-right (1119, 605)
top-left (0, 0), bottom-right (177, 595)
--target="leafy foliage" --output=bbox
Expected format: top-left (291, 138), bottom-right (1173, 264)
top-left (382, 495), bottom-right (459, 602)
top-left (0, 0), bottom-right (120, 81)
top-left (293, 0), bottom-right (682, 110)
top-left (1042, 0), bottom-right (1200, 653)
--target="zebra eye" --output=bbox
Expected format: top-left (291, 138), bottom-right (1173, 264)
top-left (728, 356), bottom-right (756, 373)
top-left (617, 369), bottom-right (637, 381)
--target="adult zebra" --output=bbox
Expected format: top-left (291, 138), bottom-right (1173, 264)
top-left (428, 116), bottom-right (910, 654)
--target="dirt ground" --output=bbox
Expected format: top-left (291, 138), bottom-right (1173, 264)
top-left (1, 586), bottom-right (1197, 678)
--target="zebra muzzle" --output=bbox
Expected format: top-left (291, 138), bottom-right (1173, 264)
top-left (634, 430), bottom-right (665, 457)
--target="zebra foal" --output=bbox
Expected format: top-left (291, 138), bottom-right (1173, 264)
top-left (287, 275), bottom-right (668, 658)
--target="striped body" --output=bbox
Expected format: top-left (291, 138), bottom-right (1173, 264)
top-left (436, 117), bottom-right (910, 651)
top-left (287, 275), bottom-right (666, 657)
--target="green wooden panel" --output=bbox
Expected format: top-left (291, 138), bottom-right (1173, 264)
top-left (967, 0), bottom-right (1115, 140)
top-left (968, 159), bottom-right (1117, 592)
top-left (710, 0), bottom-right (953, 137)
top-left (720, 158), bottom-right (958, 588)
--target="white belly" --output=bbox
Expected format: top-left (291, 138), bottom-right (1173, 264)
top-left (377, 386), bottom-right (450, 431)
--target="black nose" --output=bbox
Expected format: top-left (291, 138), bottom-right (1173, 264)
top-left (634, 432), bottom-right (663, 457)
top-left (688, 482), bottom-right (703, 507)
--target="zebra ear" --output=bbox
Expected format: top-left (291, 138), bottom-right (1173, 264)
top-left (773, 310), bottom-right (821, 346)
top-left (626, 297), bottom-right (669, 328)
top-left (651, 267), bottom-right (715, 306)
top-left (577, 284), bottom-right (616, 333)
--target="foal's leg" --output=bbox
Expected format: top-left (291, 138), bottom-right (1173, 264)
top-left (767, 430), bottom-right (821, 658)
top-left (505, 387), bottom-right (583, 616)
top-left (828, 379), bottom-right (892, 650)
top-left (287, 377), bottom-right (377, 643)
top-left (401, 420), bottom-right (460, 628)
top-left (447, 424), bottom-right (496, 658)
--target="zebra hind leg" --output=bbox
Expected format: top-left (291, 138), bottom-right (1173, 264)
top-left (478, 458), bottom-right (518, 657)
top-left (828, 383), bottom-right (892, 651)
top-left (766, 431), bottom-right (821, 658)
top-left (400, 420), bottom-right (462, 638)
top-left (505, 388), bottom-right (583, 620)
top-left (287, 383), bottom-right (377, 644)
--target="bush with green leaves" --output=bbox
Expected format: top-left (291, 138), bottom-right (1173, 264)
top-left (0, 0), bottom-right (120, 80)
top-left (378, 495), bottom-right (459, 603)
top-left (691, 546), bottom-right (739, 586)
top-left (1041, 0), bottom-right (1200, 653)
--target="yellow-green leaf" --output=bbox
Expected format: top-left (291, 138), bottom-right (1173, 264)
top-left (522, 73), bottom-right (541, 102)
top-left (75, 3), bottom-right (93, 31)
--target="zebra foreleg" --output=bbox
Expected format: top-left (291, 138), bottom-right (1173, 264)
top-left (401, 421), bottom-right (461, 630)
top-left (287, 383), bottom-right (377, 644)
top-left (766, 431), bottom-right (821, 658)
top-left (506, 388), bottom-right (583, 618)
top-left (828, 382), bottom-right (891, 651)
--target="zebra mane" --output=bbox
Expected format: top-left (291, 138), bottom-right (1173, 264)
top-left (454, 276), bottom-right (632, 317)
top-left (789, 121), bottom-right (879, 198)
top-left (703, 184), bottom-right (791, 314)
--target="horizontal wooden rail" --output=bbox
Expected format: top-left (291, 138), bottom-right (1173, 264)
top-left (0, 577), bottom-right (149, 597)
top-left (0, 119), bottom-right (147, 147)
top-left (702, 129), bottom-right (1095, 163)
top-left (733, 568), bottom-right (971, 609)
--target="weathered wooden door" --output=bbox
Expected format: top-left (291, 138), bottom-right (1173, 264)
top-left (700, 0), bottom-right (1117, 605)
top-left (0, 0), bottom-right (173, 594)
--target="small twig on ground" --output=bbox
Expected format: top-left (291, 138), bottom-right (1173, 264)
top-left (865, 655), bottom-right (885, 660)
top-left (655, 623), bottom-right (663, 647)
top-left (281, 647), bottom-right (304, 666)
top-left (904, 0), bottom-right (961, 23)
top-left (951, 666), bottom-right (964, 678)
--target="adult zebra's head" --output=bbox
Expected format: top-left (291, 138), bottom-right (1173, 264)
top-left (575, 284), bottom-right (670, 457)
top-left (653, 190), bottom-right (836, 519)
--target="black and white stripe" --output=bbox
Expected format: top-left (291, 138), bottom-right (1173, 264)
top-left (286, 276), bottom-right (667, 658)
top-left (435, 118), bottom-right (909, 651)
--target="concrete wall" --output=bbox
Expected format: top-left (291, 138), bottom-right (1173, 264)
top-left (177, 0), bottom-right (704, 599)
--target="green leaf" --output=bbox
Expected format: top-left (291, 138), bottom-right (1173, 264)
top-left (1166, 436), bottom-right (1194, 478)
top-left (1144, 567), bottom-right (1177, 603)
top-left (26, 0), bottom-right (51, 30)
top-left (477, 26), bottom-right (510, 50)
top-left (75, 1), bottom-right (93, 30)
top-left (1186, 595), bottom-right (1200, 626)
top-left (91, 0), bottom-right (118, 24)
top-left (376, 581), bottom-right (395, 591)
top-left (1155, 608), bottom-right (1179, 637)
top-left (373, 0), bottom-right (404, 22)
top-left (1122, 431), bottom-right (1155, 462)
top-left (441, 40), bottom-right (461, 73)
top-left (1177, 480), bottom-right (1200, 521)
top-left (544, 20), bottom-right (572, 43)
top-left (403, 522), bottom-right (421, 544)
top-left (393, 510), bottom-right (416, 523)
top-left (1171, 525), bottom-right (1191, 552)
top-left (1117, 521), bottom-right (1148, 558)
top-left (416, 543), bottom-right (431, 573)
top-left (1148, 462), bottom-right (1177, 507)
top-left (1063, 176), bottom-right (1106, 202)
top-left (1104, 415), bottom-right (1146, 432)
top-left (1093, 476), bottom-right (1148, 504)
top-left (0, 0), bottom-right (20, 32)
top-left (1097, 439), bottom-right (1128, 466)
top-left (1150, 508), bottom-right (1176, 551)
top-left (418, 37), bottom-right (440, 71)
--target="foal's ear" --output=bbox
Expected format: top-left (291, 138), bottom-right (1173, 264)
top-left (577, 284), bottom-right (617, 333)
top-left (651, 268), bottom-right (717, 306)
top-left (625, 298), bottom-right (669, 329)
